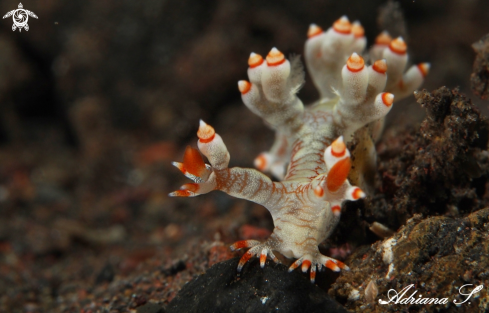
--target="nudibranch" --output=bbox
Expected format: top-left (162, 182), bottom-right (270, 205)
top-left (170, 16), bottom-right (428, 283)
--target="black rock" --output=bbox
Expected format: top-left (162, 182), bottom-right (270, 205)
top-left (167, 257), bottom-right (348, 313)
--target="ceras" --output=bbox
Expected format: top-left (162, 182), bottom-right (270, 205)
top-left (170, 16), bottom-right (428, 282)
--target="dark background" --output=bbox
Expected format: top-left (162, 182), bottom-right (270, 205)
top-left (0, 0), bottom-right (487, 146)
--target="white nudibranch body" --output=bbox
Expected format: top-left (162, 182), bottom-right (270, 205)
top-left (170, 16), bottom-right (428, 283)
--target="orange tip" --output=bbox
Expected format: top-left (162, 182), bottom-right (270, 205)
top-left (346, 53), bottom-right (364, 72)
top-left (335, 260), bottom-right (347, 269)
top-left (310, 270), bottom-right (316, 283)
top-left (352, 21), bottom-right (364, 38)
top-left (260, 252), bottom-right (267, 267)
top-left (169, 189), bottom-right (193, 197)
top-left (331, 136), bottom-right (346, 158)
top-left (389, 37), bottom-right (407, 55)
top-left (238, 80), bottom-right (251, 94)
top-left (230, 240), bottom-right (252, 251)
top-left (181, 183), bottom-right (199, 192)
top-left (248, 52), bottom-right (264, 68)
top-left (307, 24), bottom-right (323, 38)
top-left (197, 120), bottom-right (215, 143)
top-left (331, 205), bottom-right (341, 216)
top-left (237, 251), bottom-right (253, 272)
top-left (326, 157), bottom-right (351, 192)
top-left (254, 153), bottom-right (268, 171)
top-left (381, 92), bottom-right (394, 107)
top-left (172, 161), bottom-right (185, 173)
top-left (183, 146), bottom-right (207, 177)
top-left (375, 31), bottom-right (392, 45)
top-left (288, 260), bottom-right (301, 272)
top-left (314, 185), bottom-right (324, 198)
top-left (352, 187), bottom-right (366, 200)
top-left (417, 63), bottom-right (430, 77)
top-left (266, 47), bottom-right (285, 66)
top-left (301, 260), bottom-right (312, 272)
top-left (333, 15), bottom-right (351, 35)
top-left (325, 260), bottom-right (340, 272)
top-left (372, 59), bottom-right (387, 74)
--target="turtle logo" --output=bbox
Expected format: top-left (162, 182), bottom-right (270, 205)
top-left (3, 3), bottom-right (38, 32)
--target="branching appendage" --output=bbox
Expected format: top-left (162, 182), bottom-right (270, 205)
top-left (170, 16), bottom-right (428, 283)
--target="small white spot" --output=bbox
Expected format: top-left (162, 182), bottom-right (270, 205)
top-left (261, 296), bottom-right (269, 304)
top-left (348, 288), bottom-right (360, 301)
top-left (381, 238), bottom-right (397, 264)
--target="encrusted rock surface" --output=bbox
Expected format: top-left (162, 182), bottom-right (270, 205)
top-left (334, 87), bottom-right (489, 246)
top-left (380, 87), bottom-right (488, 224)
top-left (329, 208), bottom-right (489, 312)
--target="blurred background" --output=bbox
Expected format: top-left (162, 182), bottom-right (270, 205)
top-left (0, 0), bottom-right (488, 311)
